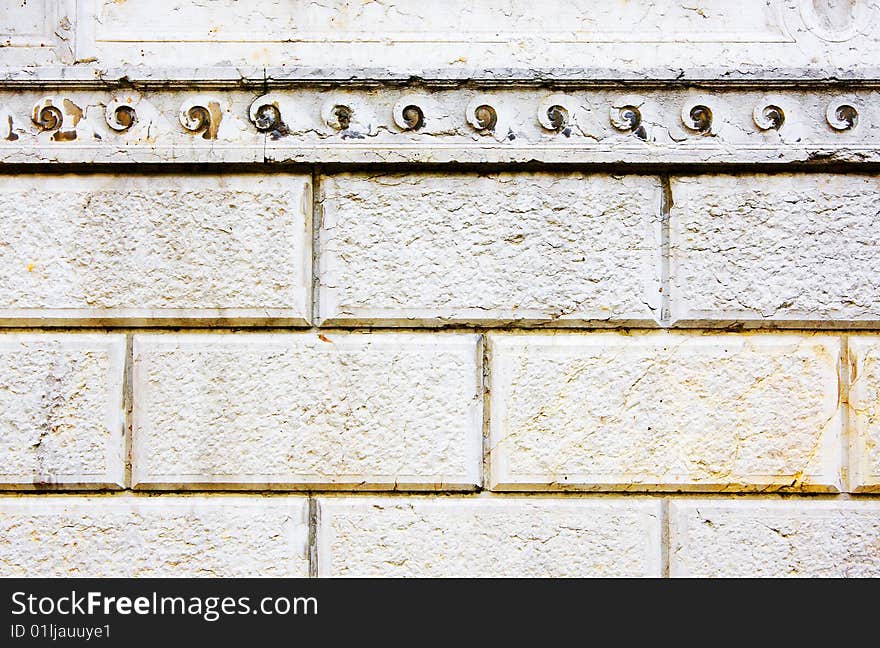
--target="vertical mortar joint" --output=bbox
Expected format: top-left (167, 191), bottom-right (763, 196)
top-left (659, 175), bottom-right (673, 328)
top-left (308, 496), bottom-right (318, 578)
top-left (123, 333), bottom-right (134, 491)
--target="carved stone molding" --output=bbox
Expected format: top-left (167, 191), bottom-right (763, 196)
top-left (0, 84), bottom-right (876, 164)
top-left (753, 97), bottom-right (788, 132)
top-left (178, 97), bottom-right (223, 140)
top-left (105, 98), bottom-right (137, 132)
top-left (826, 99), bottom-right (860, 131)
top-left (680, 97), bottom-right (717, 136)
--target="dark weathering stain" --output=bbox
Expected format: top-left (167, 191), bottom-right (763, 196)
top-left (5, 115), bottom-right (17, 141)
top-left (52, 130), bottom-right (77, 142)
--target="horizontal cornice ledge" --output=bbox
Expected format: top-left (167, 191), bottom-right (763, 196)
top-left (2, 66), bottom-right (880, 90)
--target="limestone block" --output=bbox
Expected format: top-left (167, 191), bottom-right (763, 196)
top-left (317, 497), bottom-right (662, 577)
top-left (0, 497), bottom-right (309, 577)
top-left (488, 333), bottom-right (842, 491)
top-left (670, 174), bottom-right (880, 326)
top-left (319, 173), bottom-right (662, 326)
top-left (0, 334), bottom-right (125, 489)
top-left (670, 500), bottom-right (880, 577)
top-left (0, 174), bottom-right (311, 325)
top-left (847, 336), bottom-right (880, 491)
top-left (132, 333), bottom-right (482, 490)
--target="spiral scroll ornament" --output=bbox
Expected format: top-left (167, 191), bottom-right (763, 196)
top-left (179, 98), bottom-right (223, 139)
top-left (826, 100), bottom-right (859, 131)
top-left (105, 99), bottom-right (138, 132)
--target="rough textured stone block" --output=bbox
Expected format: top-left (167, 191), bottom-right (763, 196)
top-left (318, 173), bottom-right (661, 326)
top-left (488, 333), bottom-right (842, 492)
top-left (670, 174), bottom-right (880, 326)
top-left (847, 336), bottom-right (880, 492)
top-left (132, 333), bottom-right (481, 489)
top-left (0, 174), bottom-right (311, 325)
top-left (0, 497), bottom-right (308, 577)
top-left (317, 497), bottom-right (661, 577)
top-left (0, 334), bottom-right (125, 489)
top-left (670, 500), bottom-right (880, 577)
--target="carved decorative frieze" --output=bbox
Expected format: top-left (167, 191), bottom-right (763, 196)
top-left (393, 96), bottom-right (429, 132)
top-left (753, 98), bottom-right (787, 131)
top-left (537, 95), bottom-right (575, 135)
top-left (0, 85), bottom-right (876, 164)
top-left (609, 96), bottom-right (646, 140)
top-left (249, 95), bottom-right (285, 134)
top-left (31, 97), bottom-right (80, 142)
top-left (178, 97), bottom-right (223, 140)
top-left (105, 98), bottom-right (137, 132)
top-left (680, 98), bottom-right (716, 136)
top-left (826, 100), bottom-right (860, 131)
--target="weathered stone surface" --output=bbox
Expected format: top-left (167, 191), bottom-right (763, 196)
top-left (319, 173), bottom-right (662, 326)
top-left (488, 333), bottom-right (842, 492)
top-left (317, 497), bottom-right (661, 577)
top-left (132, 333), bottom-right (481, 489)
top-left (670, 500), bottom-right (880, 577)
top-left (0, 174), bottom-right (311, 325)
top-left (2, 0), bottom-right (878, 584)
top-left (0, 334), bottom-right (125, 489)
top-left (847, 336), bottom-right (880, 492)
top-left (1, 87), bottom-right (876, 165)
top-left (670, 175), bottom-right (880, 326)
top-left (0, 497), bottom-right (309, 577)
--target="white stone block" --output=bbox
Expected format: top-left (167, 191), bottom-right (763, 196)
top-left (0, 334), bottom-right (125, 489)
top-left (0, 174), bottom-right (311, 325)
top-left (488, 333), bottom-right (842, 492)
top-left (319, 173), bottom-right (662, 326)
top-left (132, 333), bottom-right (482, 490)
top-left (0, 496), bottom-right (309, 577)
top-left (670, 174), bottom-right (880, 326)
top-left (847, 336), bottom-right (880, 492)
top-left (670, 500), bottom-right (880, 577)
top-left (317, 497), bottom-right (662, 577)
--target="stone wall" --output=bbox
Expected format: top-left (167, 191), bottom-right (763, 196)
top-left (2, 0), bottom-right (879, 577)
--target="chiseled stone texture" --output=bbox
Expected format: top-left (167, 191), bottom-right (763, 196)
top-left (0, 497), bottom-right (309, 577)
top-left (318, 173), bottom-right (661, 326)
top-left (0, 174), bottom-right (311, 325)
top-left (670, 500), bottom-right (880, 577)
top-left (0, 334), bottom-right (125, 489)
top-left (847, 336), bottom-right (880, 492)
top-left (488, 333), bottom-right (842, 492)
top-left (317, 497), bottom-right (662, 577)
top-left (132, 333), bottom-right (481, 489)
top-left (670, 174), bottom-right (880, 326)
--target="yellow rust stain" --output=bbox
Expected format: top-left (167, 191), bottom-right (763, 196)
top-left (62, 99), bottom-right (82, 127)
top-left (51, 130), bottom-right (77, 142)
top-left (204, 101), bottom-right (222, 140)
top-left (5, 115), bottom-right (17, 141)
top-left (250, 47), bottom-right (274, 64)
